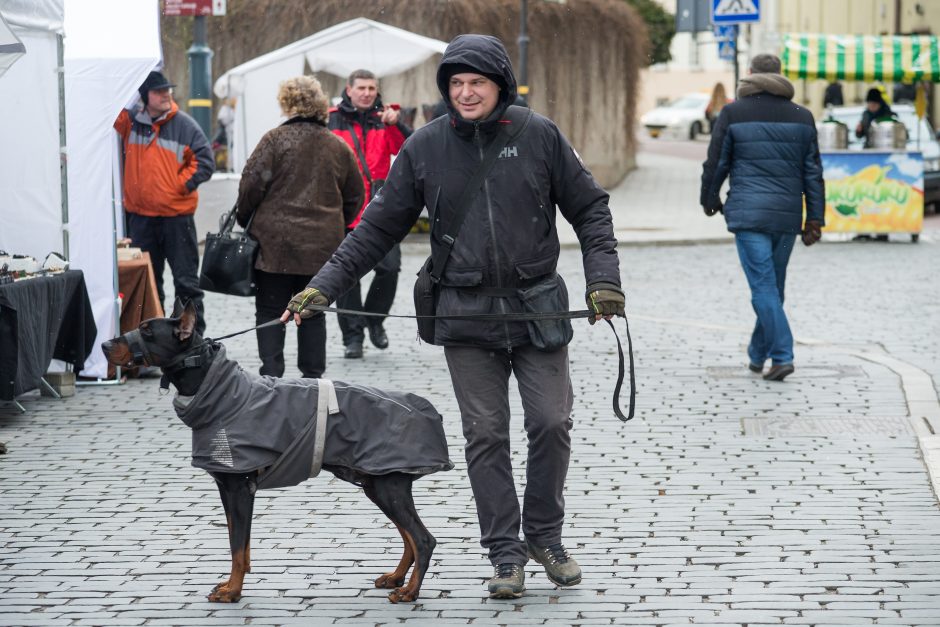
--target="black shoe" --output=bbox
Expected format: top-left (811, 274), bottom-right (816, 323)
top-left (488, 563), bottom-right (525, 599)
top-left (368, 325), bottom-right (389, 349)
top-left (344, 342), bottom-right (363, 359)
top-left (763, 363), bottom-right (794, 381)
top-left (748, 362), bottom-right (763, 373)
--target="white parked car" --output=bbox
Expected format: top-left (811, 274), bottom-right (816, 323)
top-left (640, 93), bottom-right (711, 140)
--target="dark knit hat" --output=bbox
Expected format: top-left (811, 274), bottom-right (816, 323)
top-left (865, 87), bottom-right (884, 104)
top-left (440, 62), bottom-right (506, 90)
top-left (138, 71), bottom-right (175, 104)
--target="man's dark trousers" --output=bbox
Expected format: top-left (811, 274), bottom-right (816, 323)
top-left (125, 213), bottom-right (205, 335)
top-left (336, 242), bottom-right (401, 345)
top-left (444, 344), bottom-right (574, 566)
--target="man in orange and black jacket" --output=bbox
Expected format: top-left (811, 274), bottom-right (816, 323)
top-left (328, 69), bottom-right (412, 359)
top-left (114, 71), bottom-right (215, 334)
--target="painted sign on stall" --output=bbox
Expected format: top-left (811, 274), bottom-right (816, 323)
top-left (821, 151), bottom-right (924, 234)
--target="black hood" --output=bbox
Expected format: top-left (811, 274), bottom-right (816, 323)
top-left (436, 34), bottom-right (518, 134)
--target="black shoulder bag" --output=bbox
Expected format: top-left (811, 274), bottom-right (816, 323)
top-left (413, 105), bottom-right (533, 344)
top-left (198, 205), bottom-right (259, 297)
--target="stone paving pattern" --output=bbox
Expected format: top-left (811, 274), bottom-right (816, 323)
top-left (3, 151), bottom-right (940, 626)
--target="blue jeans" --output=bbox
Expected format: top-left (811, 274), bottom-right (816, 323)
top-left (734, 231), bottom-right (796, 366)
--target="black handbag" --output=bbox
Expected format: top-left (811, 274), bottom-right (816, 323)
top-left (198, 206), bottom-right (258, 297)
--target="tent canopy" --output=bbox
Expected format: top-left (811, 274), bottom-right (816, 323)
top-left (782, 33), bottom-right (940, 83)
top-left (214, 17), bottom-right (448, 98)
top-left (213, 18), bottom-right (448, 172)
top-left (0, 11), bottom-right (25, 77)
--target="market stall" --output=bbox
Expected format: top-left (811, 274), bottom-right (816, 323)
top-left (782, 33), bottom-right (940, 240)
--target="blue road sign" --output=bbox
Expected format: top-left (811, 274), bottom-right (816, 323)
top-left (718, 39), bottom-right (737, 61)
top-left (713, 24), bottom-right (738, 41)
top-left (712, 0), bottom-right (760, 25)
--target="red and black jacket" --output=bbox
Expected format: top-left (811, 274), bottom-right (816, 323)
top-left (328, 92), bottom-right (412, 227)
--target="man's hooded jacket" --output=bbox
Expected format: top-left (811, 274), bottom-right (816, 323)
top-left (700, 72), bottom-right (825, 234)
top-left (114, 101), bottom-right (215, 217)
top-left (311, 34), bottom-right (620, 350)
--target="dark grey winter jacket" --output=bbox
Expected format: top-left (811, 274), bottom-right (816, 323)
top-left (310, 34), bottom-right (620, 349)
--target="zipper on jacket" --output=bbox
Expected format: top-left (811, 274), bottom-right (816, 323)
top-left (474, 123), bottom-right (513, 351)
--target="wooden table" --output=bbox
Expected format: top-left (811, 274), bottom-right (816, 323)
top-left (118, 252), bottom-right (163, 332)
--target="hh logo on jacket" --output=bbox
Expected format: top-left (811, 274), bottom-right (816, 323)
top-left (499, 146), bottom-right (519, 159)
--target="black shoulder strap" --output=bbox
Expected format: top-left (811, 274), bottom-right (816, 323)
top-left (430, 105), bottom-right (533, 282)
top-left (347, 120), bottom-right (373, 187)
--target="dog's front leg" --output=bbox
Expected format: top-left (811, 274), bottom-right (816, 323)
top-left (208, 472), bottom-right (256, 602)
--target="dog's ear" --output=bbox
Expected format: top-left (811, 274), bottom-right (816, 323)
top-left (176, 301), bottom-right (197, 341)
top-left (170, 297), bottom-right (186, 319)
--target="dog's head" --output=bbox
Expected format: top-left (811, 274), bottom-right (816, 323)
top-left (101, 298), bottom-right (199, 369)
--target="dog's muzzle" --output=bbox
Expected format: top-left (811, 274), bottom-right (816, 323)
top-left (122, 329), bottom-right (152, 367)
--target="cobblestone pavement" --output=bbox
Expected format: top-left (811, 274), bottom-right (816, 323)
top-left (3, 234), bottom-right (940, 626)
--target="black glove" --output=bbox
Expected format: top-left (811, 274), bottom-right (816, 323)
top-left (585, 282), bottom-right (625, 325)
top-left (703, 201), bottom-right (723, 216)
top-left (802, 220), bottom-right (822, 246)
top-left (286, 287), bottom-right (330, 319)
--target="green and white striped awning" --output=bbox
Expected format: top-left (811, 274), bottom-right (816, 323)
top-left (781, 33), bottom-right (940, 83)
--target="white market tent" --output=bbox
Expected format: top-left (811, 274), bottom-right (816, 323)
top-left (0, 0), bottom-right (161, 379)
top-left (214, 17), bottom-right (448, 172)
top-left (0, 8), bottom-right (25, 76)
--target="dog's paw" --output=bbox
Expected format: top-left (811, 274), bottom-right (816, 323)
top-left (207, 583), bottom-right (242, 603)
top-left (387, 586), bottom-right (419, 603)
top-left (374, 573), bottom-right (405, 589)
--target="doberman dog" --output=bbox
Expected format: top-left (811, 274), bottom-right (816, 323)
top-left (101, 300), bottom-right (446, 604)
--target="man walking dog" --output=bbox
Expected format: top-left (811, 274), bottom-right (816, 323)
top-left (283, 34), bottom-right (624, 599)
top-left (700, 54), bottom-right (825, 381)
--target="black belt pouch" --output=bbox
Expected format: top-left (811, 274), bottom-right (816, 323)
top-left (518, 273), bottom-right (574, 352)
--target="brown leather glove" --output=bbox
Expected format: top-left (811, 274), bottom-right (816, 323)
top-left (802, 220), bottom-right (822, 246)
top-left (585, 282), bottom-right (625, 325)
top-left (286, 287), bottom-right (329, 319)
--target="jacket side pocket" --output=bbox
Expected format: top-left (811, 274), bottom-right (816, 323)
top-left (518, 273), bottom-right (573, 352)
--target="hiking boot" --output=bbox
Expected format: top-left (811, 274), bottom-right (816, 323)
top-left (763, 363), bottom-right (794, 381)
top-left (526, 541), bottom-right (582, 587)
top-left (488, 563), bottom-right (525, 599)
top-left (344, 341), bottom-right (363, 359)
top-left (748, 362), bottom-right (763, 373)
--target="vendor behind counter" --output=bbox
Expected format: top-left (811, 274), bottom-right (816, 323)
top-left (855, 88), bottom-right (896, 145)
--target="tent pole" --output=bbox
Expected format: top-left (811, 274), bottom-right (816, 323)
top-left (57, 33), bottom-right (69, 260)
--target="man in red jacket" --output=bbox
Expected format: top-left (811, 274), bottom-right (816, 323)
top-left (328, 69), bottom-right (412, 359)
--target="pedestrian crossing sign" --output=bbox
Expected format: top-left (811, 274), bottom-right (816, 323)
top-left (712, 0), bottom-right (760, 24)
top-left (718, 39), bottom-right (736, 61)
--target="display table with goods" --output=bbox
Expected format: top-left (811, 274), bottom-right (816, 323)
top-left (0, 268), bottom-right (96, 409)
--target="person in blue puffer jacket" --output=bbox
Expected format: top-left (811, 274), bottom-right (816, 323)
top-left (700, 53), bottom-right (825, 382)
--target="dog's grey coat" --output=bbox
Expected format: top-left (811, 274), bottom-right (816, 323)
top-left (172, 346), bottom-right (453, 489)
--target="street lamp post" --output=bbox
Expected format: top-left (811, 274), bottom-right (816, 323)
top-left (518, 0), bottom-right (530, 103)
top-left (187, 15), bottom-right (213, 138)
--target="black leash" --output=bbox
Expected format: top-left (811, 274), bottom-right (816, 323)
top-left (204, 308), bottom-right (636, 422)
